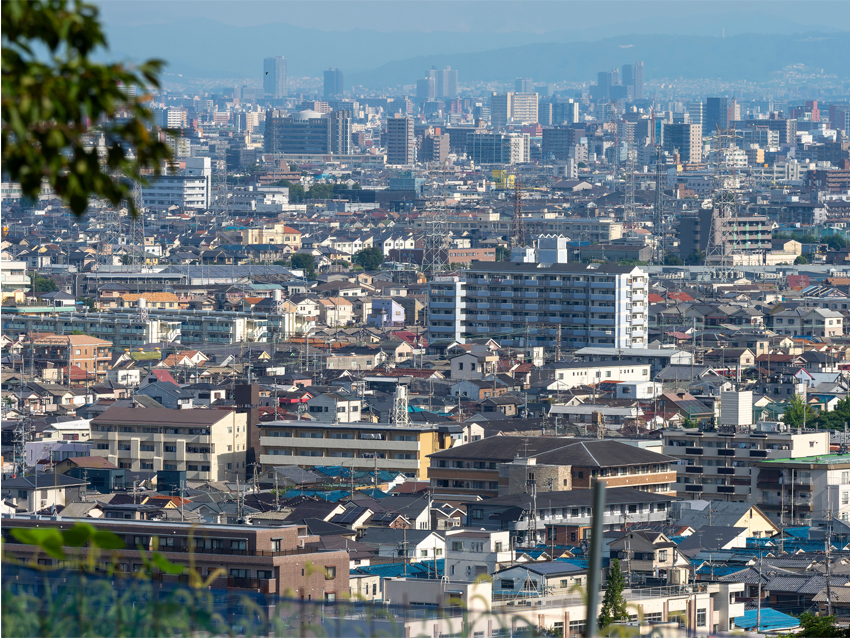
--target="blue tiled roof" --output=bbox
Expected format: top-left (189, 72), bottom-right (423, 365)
top-left (353, 559), bottom-right (443, 579)
top-left (734, 608), bottom-right (800, 632)
top-left (785, 527), bottom-right (811, 539)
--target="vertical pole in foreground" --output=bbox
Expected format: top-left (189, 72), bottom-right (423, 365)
top-left (585, 481), bottom-right (607, 638)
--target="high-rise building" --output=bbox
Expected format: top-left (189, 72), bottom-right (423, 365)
top-left (428, 246), bottom-right (648, 348)
top-left (263, 109), bottom-right (351, 155)
top-left (687, 101), bottom-right (704, 138)
top-left (386, 115), bottom-right (415, 165)
top-left (515, 78), bottom-right (534, 93)
top-left (704, 97), bottom-right (729, 136)
top-left (490, 93), bottom-right (539, 127)
top-left (662, 123), bottom-right (702, 164)
top-left (416, 77), bottom-right (436, 103)
top-left (621, 62), bottom-right (644, 100)
top-left (466, 132), bottom-right (529, 164)
top-left (429, 66), bottom-right (458, 99)
top-left (323, 68), bottom-right (343, 99)
top-left (421, 132), bottom-right (449, 164)
top-left (263, 56), bottom-right (287, 99)
top-left (553, 100), bottom-right (580, 126)
top-left (542, 126), bottom-right (584, 160)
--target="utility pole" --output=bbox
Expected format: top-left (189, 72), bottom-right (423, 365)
top-left (756, 553), bottom-right (763, 634)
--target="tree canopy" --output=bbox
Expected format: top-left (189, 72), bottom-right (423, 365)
top-left (354, 246), bottom-right (384, 270)
top-left (782, 394), bottom-right (817, 429)
top-left (598, 558), bottom-right (628, 629)
top-left (31, 272), bottom-right (58, 292)
top-left (2, 0), bottom-right (173, 216)
top-left (290, 253), bottom-right (316, 279)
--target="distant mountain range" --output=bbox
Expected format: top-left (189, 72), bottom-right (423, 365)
top-left (101, 16), bottom-right (850, 86)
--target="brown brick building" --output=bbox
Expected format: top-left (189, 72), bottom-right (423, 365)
top-left (1, 518), bottom-right (349, 600)
top-left (26, 333), bottom-right (113, 382)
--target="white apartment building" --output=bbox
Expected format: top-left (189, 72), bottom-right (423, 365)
top-left (444, 529), bottom-right (513, 581)
top-left (89, 407), bottom-right (248, 481)
top-left (429, 237), bottom-right (648, 349)
top-left (663, 427), bottom-right (829, 503)
top-left (143, 157), bottom-right (211, 211)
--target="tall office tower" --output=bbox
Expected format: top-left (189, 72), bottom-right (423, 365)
top-left (323, 68), bottom-right (343, 99)
top-left (386, 115), bottom-right (415, 165)
top-left (421, 132), bottom-right (449, 164)
top-left (466, 132), bottom-right (529, 164)
top-left (263, 108), bottom-right (351, 154)
top-left (553, 100), bottom-right (580, 125)
top-left (490, 93), bottom-right (511, 127)
top-left (687, 101), bottom-right (705, 138)
top-left (416, 77), bottom-right (436, 103)
top-left (662, 123), bottom-right (702, 164)
top-left (538, 102), bottom-right (553, 126)
top-left (263, 56), bottom-right (287, 99)
top-left (621, 62), bottom-right (644, 100)
top-left (515, 78), bottom-right (534, 93)
top-left (704, 97), bottom-right (729, 136)
top-left (592, 70), bottom-right (620, 101)
top-left (429, 66), bottom-right (458, 99)
top-left (511, 93), bottom-right (539, 124)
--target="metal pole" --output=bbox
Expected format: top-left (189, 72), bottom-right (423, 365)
top-left (585, 481), bottom-right (607, 638)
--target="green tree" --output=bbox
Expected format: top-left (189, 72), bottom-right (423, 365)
top-left (795, 612), bottom-right (850, 638)
top-left (2, 0), bottom-right (173, 217)
top-left (782, 394), bottom-right (817, 429)
top-left (354, 246), bottom-right (383, 270)
top-left (826, 235), bottom-right (848, 252)
top-left (685, 250), bottom-right (706, 265)
top-left (599, 558), bottom-right (628, 629)
top-left (794, 255), bottom-right (808, 265)
top-left (496, 245), bottom-right (511, 261)
top-left (681, 416), bottom-right (699, 429)
top-left (307, 183), bottom-right (336, 200)
top-left (664, 253), bottom-right (684, 266)
top-left (30, 272), bottom-right (57, 292)
top-left (290, 253), bottom-right (316, 278)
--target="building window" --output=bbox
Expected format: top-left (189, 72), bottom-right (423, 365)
top-left (696, 609), bottom-right (706, 627)
top-left (325, 566), bottom-right (336, 580)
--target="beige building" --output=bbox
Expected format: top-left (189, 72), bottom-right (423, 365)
top-left (241, 223), bottom-right (302, 251)
top-left (318, 297), bottom-right (354, 326)
top-left (89, 407), bottom-right (248, 481)
top-left (120, 292), bottom-right (180, 310)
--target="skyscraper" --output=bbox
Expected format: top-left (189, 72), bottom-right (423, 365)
top-left (704, 97), bottom-right (729, 136)
top-left (386, 115), bottom-right (415, 165)
top-left (323, 68), bottom-right (343, 99)
top-left (621, 63), bottom-right (644, 100)
top-left (687, 101), bottom-right (705, 138)
top-left (416, 77), bottom-right (436, 103)
top-left (515, 78), bottom-right (534, 93)
top-left (263, 57), bottom-right (287, 99)
top-left (662, 123), bottom-right (702, 164)
top-left (429, 66), bottom-right (458, 99)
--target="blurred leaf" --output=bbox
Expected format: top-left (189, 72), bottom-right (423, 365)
top-left (93, 530), bottom-right (125, 550)
top-left (11, 528), bottom-right (66, 559)
top-left (62, 523), bottom-right (95, 547)
top-left (151, 553), bottom-right (183, 575)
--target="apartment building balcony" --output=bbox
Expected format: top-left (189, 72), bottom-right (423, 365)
top-left (430, 300), bottom-right (461, 309)
top-left (590, 294), bottom-right (616, 301)
top-left (258, 454), bottom-right (420, 472)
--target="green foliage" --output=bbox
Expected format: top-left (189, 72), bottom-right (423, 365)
top-left (814, 396), bottom-right (850, 430)
top-left (577, 162), bottom-right (587, 168)
top-left (78, 296), bottom-right (96, 311)
top-left (664, 253), bottom-right (684, 266)
top-left (681, 416), bottom-right (698, 429)
top-left (794, 612), bottom-right (850, 638)
top-left (30, 272), bottom-right (58, 292)
top-left (290, 253), bottom-right (316, 278)
top-left (11, 522), bottom-right (124, 560)
top-left (827, 235), bottom-right (848, 251)
top-left (599, 559), bottom-right (628, 629)
top-left (774, 232), bottom-right (820, 245)
top-left (1, 0), bottom-right (173, 216)
top-left (685, 250), bottom-right (706, 265)
top-left (782, 393), bottom-right (817, 428)
top-left (795, 255), bottom-right (808, 265)
top-left (354, 246), bottom-right (384, 270)
top-left (495, 245), bottom-right (510, 261)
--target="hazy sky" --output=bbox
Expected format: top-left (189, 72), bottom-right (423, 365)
top-left (96, 0), bottom-right (850, 33)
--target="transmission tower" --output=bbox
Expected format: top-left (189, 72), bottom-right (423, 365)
top-left (653, 145), bottom-right (666, 264)
top-left (510, 178), bottom-right (527, 248)
top-left (424, 165), bottom-right (450, 273)
top-left (127, 180), bottom-right (146, 270)
top-left (391, 385), bottom-right (410, 427)
top-left (608, 101), bottom-right (620, 190)
top-left (96, 205), bottom-right (122, 269)
top-left (624, 146), bottom-right (637, 224)
top-left (704, 126), bottom-right (741, 283)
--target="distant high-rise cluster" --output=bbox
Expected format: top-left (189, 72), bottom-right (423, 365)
top-left (263, 56), bottom-right (287, 99)
top-left (428, 66), bottom-right (458, 99)
top-left (591, 62), bottom-right (644, 101)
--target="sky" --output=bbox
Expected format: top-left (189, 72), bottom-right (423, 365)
top-left (96, 0), bottom-right (850, 33)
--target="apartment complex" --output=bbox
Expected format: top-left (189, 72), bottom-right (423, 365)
top-left (241, 223), bottom-right (302, 250)
top-left (677, 209), bottom-right (772, 259)
top-left (663, 123), bottom-right (702, 163)
top-left (386, 115), bottom-right (415, 165)
top-left (2, 518), bottom-right (348, 599)
top-left (662, 427), bottom-right (829, 502)
top-left (258, 420), bottom-right (460, 479)
top-left (26, 333), bottom-right (113, 382)
top-left (429, 436), bottom-right (676, 498)
top-left (490, 92), bottom-right (539, 126)
top-left (142, 158), bottom-right (212, 211)
top-left (89, 407), bottom-right (248, 481)
top-left (429, 242), bottom-right (648, 349)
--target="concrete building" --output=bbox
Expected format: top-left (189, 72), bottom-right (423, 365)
top-left (430, 243), bottom-right (648, 348)
top-left (142, 157), bottom-right (211, 211)
top-left (416, 77), bottom-right (435, 103)
top-left (89, 407), bottom-right (248, 481)
top-left (677, 210), bottom-right (771, 260)
top-left (323, 68), bottom-right (343, 99)
top-left (258, 420), bottom-right (460, 479)
top-left (704, 97), bottom-right (729, 136)
top-left (621, 62), bottom-right (644, 100)
top-left (386, 115), bottom-right (415, 165)
top-left (263, 109), bottom-right (351, 155)
top-left (662, 427), bottom-right (830, 502)
top-left (429, 66), bottom-right (457, 99)
top-left (663, 123), bottom-right (702, 164)
top-left (490, 92), bottom-right (539, 126)
top-left (466, 132), bottom-right (530, 164)
top-left (263, 56), bottom-right (287, 99)
top-left (25, 333), bottom-right (113, 382)
top-left (420, 132), bottom-right (449, 164)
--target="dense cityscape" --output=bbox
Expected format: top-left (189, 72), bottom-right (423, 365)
top-left (3, 2), bottom-right (850, 636)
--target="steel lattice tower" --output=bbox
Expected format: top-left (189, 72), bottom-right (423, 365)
top-left (424, 171), bottom-right (450, 274)
top-left (624, 146), bottom-right (637, 224)
top-left (96, 205), bottom-right (122, 269)
top-left (391, 385), bottom-right (410, 427)
top-left (653, 145), bottom-right (666, 264)
top-left (127, 180), bottom-right (146, 269)
top-left (705, 126), bottom-right (741, 282)
top-left (510, 178), bottom-right (527, 248)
